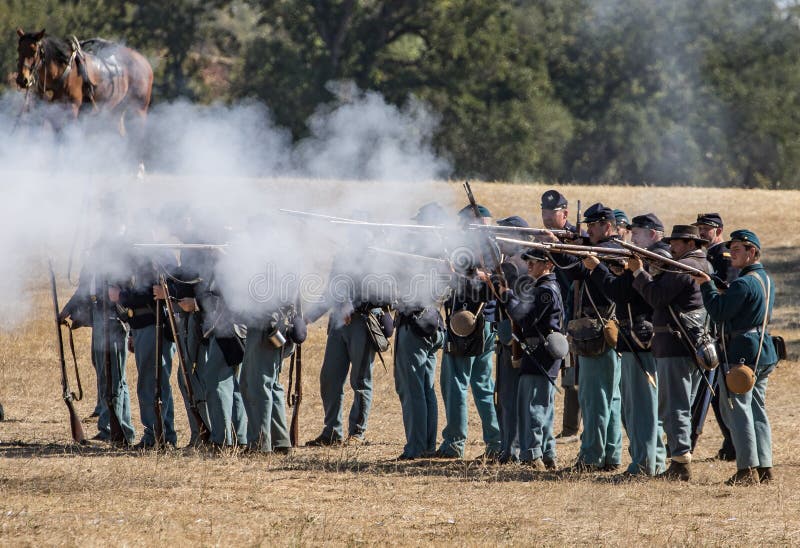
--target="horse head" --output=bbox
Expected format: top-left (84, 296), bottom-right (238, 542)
top-left (16, 28), bottom-right (46, 89)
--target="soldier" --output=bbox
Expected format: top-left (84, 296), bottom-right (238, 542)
top-left (690, 212), bottom-right (737, 461)
top-left (613, 210), bottom-right (632, 242)
top-left (493, 215), bottom-right (531, 463)
top-left (553, 203), bottom-right (623, 472)
top-left (582, 213), bottom-right (668, 479)
top-left (116, 241), bottom-right (179, 449)
top-left (691, 230), bottom-right (779, 485)
top-left (393, 202), bottom-right (448, 460)
top-left (237, 217), bottom-right (307, 454)
top-left (171, 222), bottom-right (247, 448)
top-left (305, 223), bottom-right (393, 447)
top-left (499, 248), bottom-right (565, 469)
top-left (540, 190), bottom-right (582, 443)
top-left (437, 204), bottom-right (501, 460)
top-left (61, 234), bottom-right (137, 445)
top-left (629, 224), bottom-right (711, 481)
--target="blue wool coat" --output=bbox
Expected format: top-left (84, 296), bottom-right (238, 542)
top-left (700, 263), bottom-right (778, 366)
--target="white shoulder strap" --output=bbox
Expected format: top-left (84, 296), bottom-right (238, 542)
top-left (747, 271), bottom-right (770, 367)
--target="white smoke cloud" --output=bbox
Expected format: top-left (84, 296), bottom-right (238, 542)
top-left (0, 82), bottom-right (456, 328)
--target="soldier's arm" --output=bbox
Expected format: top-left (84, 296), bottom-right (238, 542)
top-left (700, 277), bottom-right (749, 322)
top-left (632, 270), bottom-right (684, 308)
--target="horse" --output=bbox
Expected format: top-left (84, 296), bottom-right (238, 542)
top-left (15, 28), bottom-right (154, 168)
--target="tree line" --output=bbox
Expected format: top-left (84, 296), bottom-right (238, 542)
top-left (3, 0), bottom-right (800, 188)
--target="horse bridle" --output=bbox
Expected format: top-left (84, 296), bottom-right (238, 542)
top-left (21, 39), bottom-right (79, 95)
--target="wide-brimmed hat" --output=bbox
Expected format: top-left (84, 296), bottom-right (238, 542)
top-left (662, 224), bottom-right (709, 244)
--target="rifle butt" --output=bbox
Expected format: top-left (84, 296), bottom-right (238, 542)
top-left (66, 397), bottom-right (88, 444)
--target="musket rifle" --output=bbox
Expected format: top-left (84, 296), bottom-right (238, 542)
top-left (48, 261), bottom-right (87, 445)
top-left (160, 277), bottom-right (211, 444)
top-left (511, 334), bottom-right (563, 394)
top-left (103, 278), bottom-right (127, 445)
top-left (153, 275), bottom-right (166, 448)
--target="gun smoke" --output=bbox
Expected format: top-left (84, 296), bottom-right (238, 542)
top-left (0, 82), bottom-right (456, 329)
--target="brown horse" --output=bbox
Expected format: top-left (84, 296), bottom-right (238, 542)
top-left (15, 28), bottom-right (153, 146)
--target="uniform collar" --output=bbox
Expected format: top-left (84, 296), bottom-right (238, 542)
top-left (535, 272), bottom-right (557, 285)
top-left (738, 263), bottom-right (763, 276)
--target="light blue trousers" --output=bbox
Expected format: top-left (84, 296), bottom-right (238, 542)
top-left (240, 328), bottom-right (290, 452)
top-left (620, 352), bottom-right (666, 475)
top-left (655, 356), bottom-right (701, 459)
top-left (496, 342), bottom-right (520, 461)
top-left (92, 318), bottom-right (135, 444)
top-left (204, 336), bottom-right (248, 445)
top-left (319, 315), bottom-right (376, 440)
top-left (132, 324), bottom-right (176, 445)
top-left (177, 314), bottom-right (211, 444)
top-left (577, 348), bottom-right (622, 467)
top-left (394, 324), bottom-right (442, 458)
top-left (517, 374), bottom-right (555, 463)
top-left (718, 362), bottom-right (776, 469)
top-left (439, 321), bottom-right (501, 457)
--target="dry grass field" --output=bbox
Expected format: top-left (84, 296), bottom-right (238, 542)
top-left (1, 181), bottom-right (799, 546)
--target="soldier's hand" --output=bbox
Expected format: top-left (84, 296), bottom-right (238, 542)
top-left (152, 284), bottom-right (167, 300)
top-left (582, 255), bottom-right (600, 271)
top-left (690, 272), bottom-right (711, 285)
top-left (108, 285), bottom-right (121, 303)
top-left (178, 298), bottom-right (197, 312)
top-left (627, 256), bottom-right (643, 273)
top-left (538, 230), bottom-right (560, 243)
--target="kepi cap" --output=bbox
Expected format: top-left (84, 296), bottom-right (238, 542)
top-left (631, 213), bottom-right (664, 232)
top-left (541, 190), bottom-right (568, 211)
top-left (725, 229), bottom-right (761, 250)
top-left (693, 213), bottom-right (723, 228)
top-left (582, 202), bottom-right (616, 224)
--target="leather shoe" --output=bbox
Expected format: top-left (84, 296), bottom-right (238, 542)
top-left (305, 433), bottom-right (343, 447)
top-left (725, 468), bottom-right (759, 486)
top-left (757, 467), bottom-right (774, 484)
top-left (657, 461), bottom-right (691, 482)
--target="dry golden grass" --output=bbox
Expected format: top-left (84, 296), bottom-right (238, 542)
top-left (1, 181), bottom-right (800, 546)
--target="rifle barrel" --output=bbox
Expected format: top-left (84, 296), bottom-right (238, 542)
top-left (279, 209), bottom-right (368, 224)
top-left (133, 243), bottom-right (228, 250)
top-left (368, 246), bottom-right (449, 264)
top-left (617, 240), bottom-right (706, 275)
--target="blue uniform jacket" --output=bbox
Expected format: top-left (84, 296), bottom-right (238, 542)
top-left (700, 263), bottom-right (777, 366)
top-left (505, 273), bottom-right (564, 377)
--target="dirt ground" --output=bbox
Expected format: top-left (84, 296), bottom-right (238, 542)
top-left (1, 181), bottom-right (799, 546)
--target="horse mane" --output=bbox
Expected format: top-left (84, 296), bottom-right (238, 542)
top-left (80, 38), bottom-right (120, 55)
top-left (37, 35), bottom-right (73, 65)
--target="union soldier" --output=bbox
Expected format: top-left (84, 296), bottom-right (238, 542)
top-left (539, 189), bottom-right (582, 443)
top-left (691, 230), bottom-right (779, 485)
top-left (493, 215), bottom-right (531, 463)
top-left (630, 224), bottom-right (711, 481)
top-left (170, 220), bottom-right (247, 447)
top-left (237, 217), bottom-right (307, 454)
top-left (117, 244), bottom-right (179, 449)
top-left (613, 209), bottom-right (632, 243)
top-left (690, 212), bottom-right (737, 461)
top-left (553, 203), bottom-right (623, 472)
top-left (305, 220), bottom-right (394, 447)
top-left (436, 204), bottom-right (501, 460)
top-left (500, 248), bottom-right (565, 469)
top-left (61, 234), bottom-right (137, 445)
top-left (393, 202), bottom-right (448, 459)
top-left (583, 213), bottom-right (668, 478)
